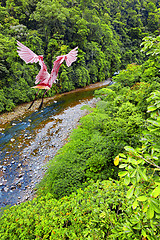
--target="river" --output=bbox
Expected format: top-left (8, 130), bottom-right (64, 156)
top-left (0, 80), bottom-right (111, 208)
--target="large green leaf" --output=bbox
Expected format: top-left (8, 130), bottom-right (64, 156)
top-left (147, 206), bottom-right (154, 219)
top-left (152, 186), bottom-right (160, 198)
top-left (132, 200), bottom-right (138, 209)
top-left (127, 185), bottom-right (134, 199)
top-left (119, 164), bottom-right (128, 168)
top-left (118, 171), bottom-right (128, 177)
top-left (124, 175), bottom-right (130, 185)
top-left (147, 105), bottom-right (157, 112)
top-left (150, 200), bottom-right (160, 214)
top-left (138, 169), bottom-right (147, 181)
top-left (124, 146), bottom-right (137, 154)
top-left (137, 196), bottom-right (148, 201)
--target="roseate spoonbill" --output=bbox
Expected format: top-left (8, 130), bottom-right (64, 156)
top-left (17, 41), bottom-right (78, 109)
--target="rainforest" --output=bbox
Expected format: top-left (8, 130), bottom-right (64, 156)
top-left (0, 0), bottom-right (160, 239)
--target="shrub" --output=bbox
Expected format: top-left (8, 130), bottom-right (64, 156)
top-left (38, 86), bottom-right (144, 198)
top-left (0, 180), bottom-right (129, 240)
top-left (113, 63), bottom-right (142, 87)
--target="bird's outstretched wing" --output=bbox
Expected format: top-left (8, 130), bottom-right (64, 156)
top-left (17, 40), bottom-right (50, 85)
top-left (49, 47), bottom-right (78, 88)
top-left (65, 47), bottom-right (78, 67)
top-left (17, 40), bottom-right (40, 64)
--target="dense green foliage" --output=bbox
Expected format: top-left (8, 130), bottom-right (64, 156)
top-left (1, 35), bottom-right (160, 239)
top-left (0, 102), bottom-right (159, 238)
top-left (0, 163), bottom-right (159, 239)
top-left (0, 180), bottom-right (130, 239)
top-left (38, 84), bottom-right (144, 198)
top-left (38, 34), bottom-right (160, 198)
top-left (0, 0), bottom-right (160, 112)
top-left (0, 1), bottom-right (160, 239)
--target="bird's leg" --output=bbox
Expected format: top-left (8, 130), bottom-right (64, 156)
top-left (28, 90), bottom-right (40, 109)
top-left (38, 90), bottom-right (48, 110)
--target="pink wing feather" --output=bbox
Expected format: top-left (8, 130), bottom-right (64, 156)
top-left (49, 47), bottom-right (78, 88)
top-left (17, 40), bottom-right (40, 64)
top-left (17, 42), bottom-right (78, 90)
top-left (17, 40), bottom-right (50, 85)
top-left (65, 47), bottom-right (78, 67)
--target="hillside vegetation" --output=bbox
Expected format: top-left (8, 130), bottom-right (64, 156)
top-left (0, 0), bottom-right (160, 239)
top-left (0, 33), bottom-right (160, 239)
top-left (0, 0), bottom-right (160, 112)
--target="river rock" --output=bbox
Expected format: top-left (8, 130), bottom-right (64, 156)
top-left (10, 185), bottom-right (16, 190)
top-left (17, 163), bottom-right (22, 168)
top-left (17, 182), bottom-right (22, 188)
top-left (18, 173), bottom-right (24, 178)
top-left (24, 196), bottom-right (29, 200)
top-left (10, 138), bottom-right (15, 142)
top-left (4, 187), bottom-right (9, 192)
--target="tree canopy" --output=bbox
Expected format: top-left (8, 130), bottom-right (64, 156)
top-left (0, 0), bottom-right (160, 112)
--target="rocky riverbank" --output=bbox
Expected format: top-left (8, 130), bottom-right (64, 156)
top-left (0, 97), bottom-right (98, 207)
top-left (0, 97), bottom-right (57, 127)
top-left (18, 97), bottom-right (98, 205)
top-left (0, 80), bottom-right (111, 127)
top-left (0, 80), bottom-right (110, 207)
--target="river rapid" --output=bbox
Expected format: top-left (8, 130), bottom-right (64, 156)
top-left (0, 80), bottom-right (111, 208)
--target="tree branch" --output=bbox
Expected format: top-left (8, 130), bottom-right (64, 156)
top-left (138, 155), bottom-right (160, 170)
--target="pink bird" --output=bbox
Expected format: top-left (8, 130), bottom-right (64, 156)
top-left (17, 41), bottom-right (78, 109)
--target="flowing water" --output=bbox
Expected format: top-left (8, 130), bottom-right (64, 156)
top-left (0, 80), bottom-right (111, 208)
